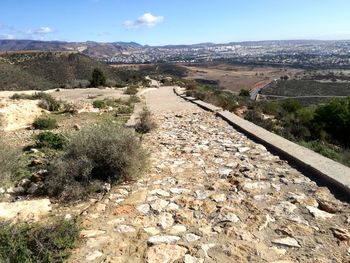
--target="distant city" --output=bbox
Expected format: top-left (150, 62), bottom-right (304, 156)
top-left (104, 40), bottom-right (350, 69)
top-left (1, 39), bottom-right (350, 69)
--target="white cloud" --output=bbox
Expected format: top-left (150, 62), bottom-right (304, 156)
top-left (0, 23), bottom-right (56, 40)
top-left (6, 34), bottom-right (15, 39)
top-left (26, 27), bottom-right (54, 35)
top-left (35, 26), bottom-right (54, 34)
top-left (0, 34), bottom-right (15, 40)
top-left (123, 13), bottom-right (164, 30)
top-left (96, 31), bottom-right (110, 37)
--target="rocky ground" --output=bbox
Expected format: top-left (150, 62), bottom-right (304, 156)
top-left (67, 87), bottom-right (350, 263)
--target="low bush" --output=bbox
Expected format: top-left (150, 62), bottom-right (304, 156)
top-left (10, 92), bottom-right (61, 112)
top-left (0, 141), bottom-right (20, 186)
top-left (34, 93), bottom-right (61, 112)
top-left (92, 100), bottom-right (106, 109)
top-left (44, 122), bottom-right (147, 201)
top-left (72, 79), bottom-right (90, 88)
top-left (93, 97), bottom-right (139, 112)
top-left (135, 108), bottom-right (156, 134)
top-left (62, 102), bottom-right (79, 114)
top-left (128, 95), bottom-right (141, 104)
top-left (244, 110), bottom-right (275, 131)
top-left (115, 105), bottom-right (133, 115)
top-left (106, 78), bottom-right (117, 87)
top-left (239, 89), bottom-right (250, 97)
top-left (280, 99), bottom-right (302, 114)
top-left (33, 117), bottom-right (58, 130)
top-left (0, 218), bottom-right (79, 263)
top-left (124, 85), bottom-right (138, 95)
top-left (10, 93), bottom-right (33, 100)
top-left (300, 140), bottom-right (343, 161)
top-left (36, 131), bottom-right (67, 150)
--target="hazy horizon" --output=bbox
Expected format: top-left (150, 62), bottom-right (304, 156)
top-left (2, 38), bottom-right (350, 47)
top-left (1, 0), bottom-right (350, 45)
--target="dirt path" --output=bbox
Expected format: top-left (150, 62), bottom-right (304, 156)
top-left (68, 87), bottom-right (350, 263)
top-left (142, 86), bottom-right (198, 113)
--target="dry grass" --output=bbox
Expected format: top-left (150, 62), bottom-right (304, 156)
top-left (184, 64), bottom-right (301, 93)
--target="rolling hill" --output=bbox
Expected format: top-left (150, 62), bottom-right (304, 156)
top-left (0, 40), bottom-right (143, 59)
top-left (0, 51), bottom-right (144, 90)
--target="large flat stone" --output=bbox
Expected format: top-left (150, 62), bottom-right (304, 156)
top-left (0, 199), bottom-right (51, 221)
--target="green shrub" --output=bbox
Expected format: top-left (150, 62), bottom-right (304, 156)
top-left (10, 93), bottom-right (33, 100)
top-left (124, 85), bottom-right (138, 95)
top-left (32, 93), bottom-right (61, 112)
top-left (260, 101), bottom-right (283, 116)
top-left (313, 97), bottom-right (350, 146)
top-left (0, 219), bottom-right (79, 263)
top-left (128, 95), bottom-right (140, 104)
top-left (92, 100), bottom-right (106, 109)
top-left (62, 102), bottom-right (78, 114)
top-left (36, 132), bottom-right (66, 150)
top-left (72, 79), bottom-right (90, 88)
top-left (300, 140), bottom-right (342, 161)
top-left (33, 117), bottom-right (58, 130)
top-left (135, 108), bottom-right (156, 134)
top-left (296, 107), bottom-right (314, 125)
top-left (0, 141), bottom-right (20, 186)
top-left (106, 78), bottom-right (117, 87)
top-left (239, 89), bottom-right (250, 97)
top-left (244, 110), bottom-right (275, 131)
top-left (280, 99), bottom-right (302, 113)
top-left (44, 122), bottom-right (147, 201)
top-left (115, 105), bottom-right (133, 115)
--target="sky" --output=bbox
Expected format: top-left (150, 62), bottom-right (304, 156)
top-left (0, 0), bottom-right (350, 45)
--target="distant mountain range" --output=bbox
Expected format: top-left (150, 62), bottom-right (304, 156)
top-left (0, 40), bottom-right (144, 58)
top-left (1, 39), bottom-right (345, 57)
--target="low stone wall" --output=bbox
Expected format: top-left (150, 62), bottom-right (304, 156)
top-left (174, 87), bottom-right (350, 197)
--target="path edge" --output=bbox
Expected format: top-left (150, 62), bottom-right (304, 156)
top-left (173, 87), bottom-right (350, 197)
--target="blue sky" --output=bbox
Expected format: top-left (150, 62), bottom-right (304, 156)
top-left (0, 0), bottom-right (350, 45)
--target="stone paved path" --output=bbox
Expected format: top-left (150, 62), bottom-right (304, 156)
top-left (68, 87), bottom-right (350, 263)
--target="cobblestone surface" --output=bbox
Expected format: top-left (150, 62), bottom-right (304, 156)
top-left (68, 88), bottom-right (350, 263)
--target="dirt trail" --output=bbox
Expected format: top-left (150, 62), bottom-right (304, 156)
top-left (68, 87), bottom-right (350, 263)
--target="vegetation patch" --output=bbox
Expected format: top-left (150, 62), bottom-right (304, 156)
top-left (11, 92), bottom-right (61, 112)
top-left (0, 141), bottom-right (20, 186)
top-left (33, 117), bottom-right (58, 130)
top-left (92, 100), bottom-right (106, 109)
top-left (239, 89), bottom-right (250, 97)
top-left (0, 52), bottom-right (154, 91)
top-left (135, 108), bottom-right (156, 134)
top-left (124, 85), bottom-right (139, 95)
top-left (0, 218), bottom-right (79, 263)
top-left (35, 131), bottom-right (67, 150)
top-left (261, 79), bottom-right (350, 97)
top-left (43, 122), bottom-right (147, 202)
top-left (299, 140), bottom-right (350, 166)
top-left (186, 81), bottom-right (350, 167)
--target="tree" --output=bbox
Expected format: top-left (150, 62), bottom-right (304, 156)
top-left (313, 97), bottom-right (350, 146)
top-left (90, 68), bottom-right (106, 87)
top-left (239, 89), bottom-right (250, 97)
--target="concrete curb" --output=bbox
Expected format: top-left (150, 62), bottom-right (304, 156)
top-left (173, 87), bottom-right (350, 196)
top-left (125, 102), bottom-right (144, 128)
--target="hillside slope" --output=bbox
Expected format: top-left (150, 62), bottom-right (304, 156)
top-left (0, 40), bottom-right (143, 59)
top-left (0, 52), bottom-right (142, 90)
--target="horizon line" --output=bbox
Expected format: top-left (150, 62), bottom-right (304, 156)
top-left (1, 38), bottom-right (350, 47)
